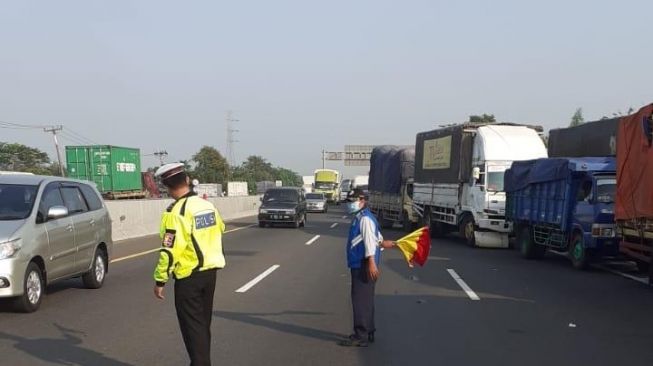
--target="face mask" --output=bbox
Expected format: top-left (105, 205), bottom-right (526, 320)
top-left (347, 201), bottom-right (361, 215)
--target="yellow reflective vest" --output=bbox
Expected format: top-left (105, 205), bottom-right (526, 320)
top-left (154, 193), bottom-right (226, 285)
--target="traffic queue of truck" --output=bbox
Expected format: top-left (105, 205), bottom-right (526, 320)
top-left (362, 103), bottom-right (652, 285)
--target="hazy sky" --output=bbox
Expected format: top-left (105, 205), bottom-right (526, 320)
top-left (1, 1), bottom-right (651, 178)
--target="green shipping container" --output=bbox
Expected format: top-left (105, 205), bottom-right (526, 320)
top-left (66, 145), bottom-right (143, 194)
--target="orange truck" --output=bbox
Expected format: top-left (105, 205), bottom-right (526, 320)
top-left (615, 104), bottom-right (653, 284)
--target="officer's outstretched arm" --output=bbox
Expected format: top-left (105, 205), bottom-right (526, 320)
top-left (153, 213), bottom-right (190, 286)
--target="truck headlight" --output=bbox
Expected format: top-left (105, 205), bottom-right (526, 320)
top-left (0, 239), bottom-right (21, 260)
top-left (591, 225), bottom-right (616, 238)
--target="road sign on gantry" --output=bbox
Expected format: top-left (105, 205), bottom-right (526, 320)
top-left (344, 145), bottom-right (374, 166)
top-left (324, 152), bottom-right (344, 161)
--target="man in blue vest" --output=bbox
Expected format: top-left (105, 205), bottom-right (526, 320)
top-left (339, 189), bottom-right (396, 347)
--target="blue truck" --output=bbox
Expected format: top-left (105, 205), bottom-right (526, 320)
top-left (505, 157), bottom-right (618, 269)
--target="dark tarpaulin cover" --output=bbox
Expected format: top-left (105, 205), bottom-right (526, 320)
top-left (414, 125), bottom-right (473, 184)
top-left (369, 146), bottom-right (415, 194)
top-left (548, 118), bottom-right (620, 157)
top-left (505, 157), bottom-right (616, 193)
top-left (369, 146), bottom-right (396, 192)
top-left (616, 104), bottom-right (653, 220)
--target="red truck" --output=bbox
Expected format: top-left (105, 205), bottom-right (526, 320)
top-left (616, 104), bottom-right (653, 285)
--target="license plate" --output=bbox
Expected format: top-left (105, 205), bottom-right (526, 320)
top-left (272, 215), bottom-right (280, 219)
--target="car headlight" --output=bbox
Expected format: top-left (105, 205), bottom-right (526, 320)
top-left (0, 239), bottom-right (21, 260)
top-left (284, 209), bottom-right (296, 214)
top-left (260, 209), bottom-right (269, 214)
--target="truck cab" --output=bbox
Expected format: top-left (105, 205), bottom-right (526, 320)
top-left (464, 126), bottom-right (548, 246)
top-left (571, 174), bottom-right (618, 263)
top-left (313, 169), bottom-right (340, 204)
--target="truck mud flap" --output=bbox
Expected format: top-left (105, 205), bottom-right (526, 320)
top-left (475, 231), bottom-right (509, 248)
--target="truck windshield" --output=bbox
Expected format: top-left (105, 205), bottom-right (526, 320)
top-left (596, 178), bottom-right (616, 203)
top-left (0, 184), bottom-right (38, 220)
top-left (263, 190), bottom-right (298, 203)
top-left (487, 172), bottom-right (505, 192)
top-left (315, 182), bottom-right (336, 190)
top-left (341, 181), bottom-right (352, 191)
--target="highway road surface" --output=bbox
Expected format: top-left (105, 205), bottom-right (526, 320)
top-left (1, 207), bottom-right (652, 366)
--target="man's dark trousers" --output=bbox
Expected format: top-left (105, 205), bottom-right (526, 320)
top-left (351, 264), bottom-right (376, 339)
top-left (174, 269), bottom-right (217, 366)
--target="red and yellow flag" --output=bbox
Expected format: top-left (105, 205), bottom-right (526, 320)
top-left (396, 226), bottom-right (431, 267)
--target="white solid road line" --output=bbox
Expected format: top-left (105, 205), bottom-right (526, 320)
top-left (447, 269), bottom-right (481, 301)
top-left (110, 223), bottom-right (257, 264)
top-left (593, 264), bottom-right (650, 285)
top-left (330, 223), bottom-right (339, 229)
top-left (235, 265), bottom-right (280, 293)
top-left (305, 235), bottom-right (321, 246)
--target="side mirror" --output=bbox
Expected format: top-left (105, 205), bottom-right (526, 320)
top-left (48, 206), bottom-right (69, 220)
top-left (259, 197), bottom-right (263, 202)
top-left (472, 167), bottom-right (481, 181)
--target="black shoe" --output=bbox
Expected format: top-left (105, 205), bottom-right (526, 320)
top-left (368, 332), bottom-right (375, 343)
top-left (338, 335), bottom-right (369, 347)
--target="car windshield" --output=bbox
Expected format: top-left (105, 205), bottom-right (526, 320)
top-left (315, 182), bottom-right (336, 190)
top-left (0, 184), bottom-right (38, 220)
top-left (596, 177), bottom-right (616, 203)
top-left (306, 193), bottom-right (324, 200)
top-left (487, 172), bottom-right (505, 192)
top-left (263, 190), bottom-right (298, 203)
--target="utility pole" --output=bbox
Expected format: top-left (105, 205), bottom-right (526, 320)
top-left (322, 149), bottom-right (326, 169)
top-left (226, 111), bottom-right (239, 182)
top-left (226, 111), bottom-right (239, 167)
top-left (153, 150), bottom-right (168, 165)
top-left (44, 125), bottom-right (65, 177)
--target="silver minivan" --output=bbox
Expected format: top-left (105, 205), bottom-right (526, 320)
top-left (0, 174), bottom-right (113, 312)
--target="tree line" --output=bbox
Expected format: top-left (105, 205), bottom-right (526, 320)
top-left (183, 146), bottom-right (303, 193)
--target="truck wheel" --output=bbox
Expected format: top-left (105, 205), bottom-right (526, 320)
top-left (461, 215), bottom-right (476, 247)
top-left (635, 260), bottom-right (650, 273)
top-left (569, 233), bottom-right (589, 270)
top-left (519, 226), bottom-right (545, 259)
top-left (402, 212), bottom-right (414, 233)
top-left (378, 212), bottom-right (393, 229)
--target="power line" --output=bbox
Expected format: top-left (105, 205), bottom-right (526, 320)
top-left (0, 120), bottom-right (50, 129)
top-left (64, 127), bottom-right (98, 145)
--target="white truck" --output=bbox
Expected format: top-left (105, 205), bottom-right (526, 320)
top-left (368, 146), bottom-right (419, 232)
top-left (413, 123), bottom-right (547, 247)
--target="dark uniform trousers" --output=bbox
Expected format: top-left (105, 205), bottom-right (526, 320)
top-left (351, 264), bottom-right (376, 339)
top-left (174, 269), bottom-right (217, 366)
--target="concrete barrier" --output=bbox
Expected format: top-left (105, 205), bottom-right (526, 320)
top-left (106, 196), bottom-right (261, 241)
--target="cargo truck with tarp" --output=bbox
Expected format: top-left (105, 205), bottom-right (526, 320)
top-left (413, 123), bottom-right (547, 247)
top-left (313, 169), bottom-right (340, 204)
top-left (505, 157), bottom-right (618, 269)
top-left (368, 146), bottom-right (418, 232)
top-left (66, 145), bottom-right (144, 199)
top-left (615, 104), bottom-right (653, 284)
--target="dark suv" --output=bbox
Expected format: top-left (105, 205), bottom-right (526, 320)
top-left (258, 187), bottom-right (307, 228)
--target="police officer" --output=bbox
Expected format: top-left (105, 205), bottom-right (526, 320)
top-left (153, 163), bottom-right (226, 366)
top-left (339, 189), bottom-right (395, 347)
